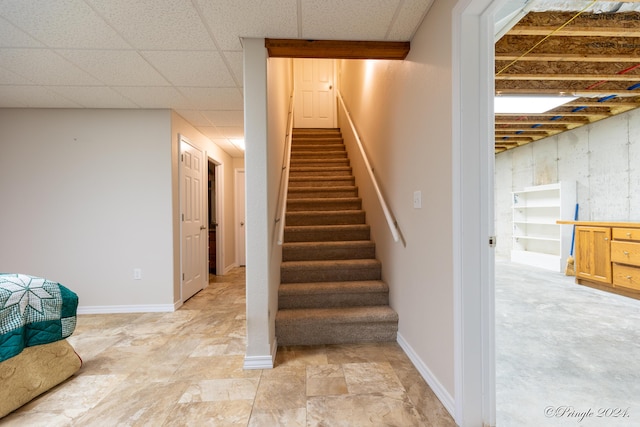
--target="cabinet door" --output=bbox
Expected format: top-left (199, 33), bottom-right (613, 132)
top-left (575, 226), bottom-right (612, 283)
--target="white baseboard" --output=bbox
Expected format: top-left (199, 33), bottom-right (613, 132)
top-left (77, 304), bottom-right (175, 314)
top-left (243, 339), bottom-right (277, 370)
top-left (397, 333), bottom-right (455, 418)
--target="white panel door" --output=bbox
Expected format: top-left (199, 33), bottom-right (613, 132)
top-left (181, 137), bottom-right (206, 301)
top-left (236, 169), bottom-right (246, 266)
top-left (294, 59), bottom-right (335, 128)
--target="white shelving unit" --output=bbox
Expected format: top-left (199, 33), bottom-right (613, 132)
top-left (511, 182), bottom-right (576, 272)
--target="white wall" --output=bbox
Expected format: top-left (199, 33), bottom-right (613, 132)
top-left (338, 0), bottom-right (455, 407)
top-left (495, 107), bottom-right (640, 259)
top-left (267, 57), bottom-right (293, 346)
top-left (0, 109), bottom-right (175, 310)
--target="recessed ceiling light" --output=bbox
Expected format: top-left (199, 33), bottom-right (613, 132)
top-left (494, 95), bottom-right (579, 114)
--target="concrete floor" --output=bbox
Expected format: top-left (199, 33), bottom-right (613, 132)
top-left (496, 259), bottom-right (640, 427)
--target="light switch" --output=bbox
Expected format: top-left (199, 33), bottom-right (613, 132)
top-left (413, 191), bottom-right (422, 209)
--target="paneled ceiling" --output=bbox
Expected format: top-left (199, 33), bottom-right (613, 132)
top-left (495, 0), bottom-right (640, 153)
top-left (0, 0), bottom-right (434, 158)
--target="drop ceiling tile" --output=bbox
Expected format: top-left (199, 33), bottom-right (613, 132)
top-left (0, 16), bottom-right (43, 47)
top-left (142, 50), bottom-right (235, 87)
top-left (57, 49), bottom-right (170, 86)
top-left (210, 137), bottom-right (244, 158)
top-left (0, 65), bottom-right (33, 84)
top-left (174, 109), bottom-right (212, 127)
top-left (300, 0), bottom-right (397, 40)
top-left (112, 86), bottom-right (193, 109)
top-left (386, 0), bottom-right (433, 40)
top-left (196, 126), bottom-right (225, 139)
top-left (0, 0), bottom-right (130, 49)
top-left (0, 85), bottom-right (80, 108)
top-left (202, 110), bottom-right (244, 127)
top-left (48, 86), bottom-right (139, 108)
top-left (223, 51), bottom-right (244, 87)
top-left (0, 48), bottom-right (101, 85)
top-left (178, 87), bottom-right (243, 110)
top-left (87, 0), bottom-right (215, 50)
top-left (195, 0), bottom-right (297, 51)
top-left (216, 126), bottom-right (244, 139)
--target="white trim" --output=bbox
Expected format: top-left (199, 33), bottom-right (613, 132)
top-left (243, 339), bottom-right (277, 370)
top-left (452, 0), bottom-right (497, 426)
top-left (77, 304), bottom-right (175, 314)
top-left (397, 333), bottom-right (455, 417)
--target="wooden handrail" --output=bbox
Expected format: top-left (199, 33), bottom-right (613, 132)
top-left (276, 93), bottom-right (295, 245)
top-left (336, 90), bottom-right (400, 243)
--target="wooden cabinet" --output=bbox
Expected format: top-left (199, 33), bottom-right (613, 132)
top-left (575, 226), bottom-right (611, 284)
top-left (610, 229), bottom-right (640, 293)
top-left (559, 221), bottom-right (640, 300)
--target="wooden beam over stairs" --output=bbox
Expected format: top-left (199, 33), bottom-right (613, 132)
top-left (265, 38), bottom-right (410, 60)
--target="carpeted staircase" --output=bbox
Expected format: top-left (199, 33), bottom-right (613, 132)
top-left (276, 128), bottom-right (398, 346)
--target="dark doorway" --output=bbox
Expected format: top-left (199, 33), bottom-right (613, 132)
top-left (208, 160), bottom-right (217, 274)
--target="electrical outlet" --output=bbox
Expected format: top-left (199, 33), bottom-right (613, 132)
top-left (413, 190), bottom-right (422, 209)
top-left (133, 268), bottom-right (142, 280)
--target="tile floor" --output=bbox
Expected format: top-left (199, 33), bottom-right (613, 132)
top-left (496, 260), bottom-right (640, 427)
top-left (2, 268), bottom-right (455, 426)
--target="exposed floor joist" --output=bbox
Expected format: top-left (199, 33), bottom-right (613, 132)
top-left (495, 10), bottom-right (640, 153)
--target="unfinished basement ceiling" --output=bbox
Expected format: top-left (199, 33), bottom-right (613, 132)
top-left (495, 0), bottom-right (640, 153)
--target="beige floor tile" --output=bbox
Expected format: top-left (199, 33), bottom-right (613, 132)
top-left (1, 268), bottom-right (454, 426)
top-left (342, 362), bottom-right (405, 395)
top-left (162, 401), bottom-right (253, 426)
top-left (178, 378), bottom-right (259, 403)
top-left (253, 376), bottom-right (307, 411)
top-left (247, 408), bottom-right (307, 427)
top-left (307, 393), bottom-right (426, 427)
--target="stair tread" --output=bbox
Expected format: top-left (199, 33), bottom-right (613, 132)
top-left (283, 240), bottom-right (373, 247)
top-left (276, 306), bottom-right (398, 323)
top-left (289, 186), bottom-right (357, 191)
top-left (285, 224), bottom-right (368, 230)
top-left (282, 259), bottom-right (380, 268)
top-left (279, 280), bottom-right (388, 294)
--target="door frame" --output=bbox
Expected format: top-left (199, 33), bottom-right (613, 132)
top-left (235, 168), bottom-right (246, 266)
top-left (179, 134), bottom-right (207, 303)
top-left (452, 0), bottom-right (498, 425)
top-left (208, 155), bottom-right (224, 275)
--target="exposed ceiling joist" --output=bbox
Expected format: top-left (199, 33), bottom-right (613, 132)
top-left (264, 39), bottom-right (410, 60)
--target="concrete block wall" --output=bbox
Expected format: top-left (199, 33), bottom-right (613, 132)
top-left (495, 107), bottom-right (640, 260)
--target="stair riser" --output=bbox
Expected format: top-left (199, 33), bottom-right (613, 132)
top-left (279, 292), bottom-right (389, 309)
top-left (288, 178), bottom-right (355, 188)
top-left (276, 322), bottom-right (397, 346)
top-left (285, 211), bottom-right (365, 226)
top-left (291, 152), bottom-right (347, 159)
top-left (287, 200), bottom-right (362, 211)
top-left (291, 145), bottom-right (345, 152)
top-left (290, 159), bottom-right (350, 167)
top-left (287, 189), bottom-right (358, 199)
top-left (284, 228), bottom-right (370, 243)
top-left (281, 265), bottom-right (381, 283)
top-left (282, 244), bottom-right (375, 261)
top-left (289, 169), bottom-right (353, 177)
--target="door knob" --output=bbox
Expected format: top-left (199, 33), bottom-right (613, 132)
top-left (240, 221), bottom-right (245, 226)
top-left (200, 225), bottom-right (206, 230)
